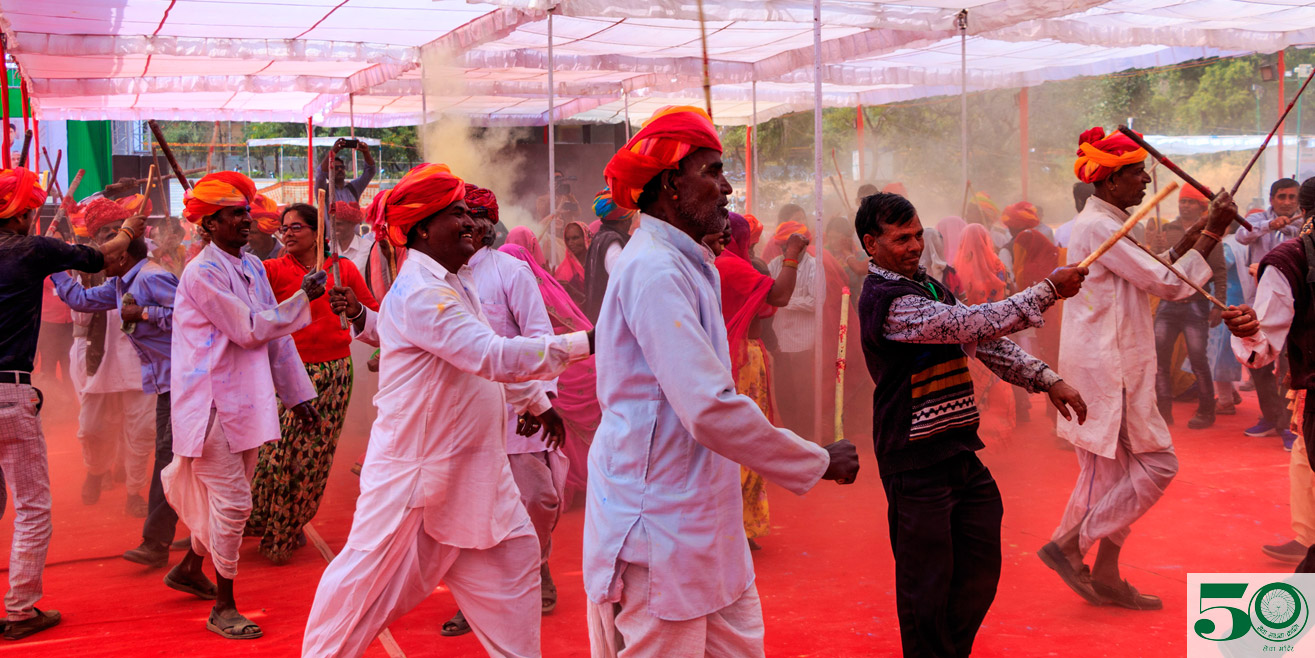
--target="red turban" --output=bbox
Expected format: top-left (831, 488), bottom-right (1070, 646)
top-left (744, 213), bottom-right (763, 246)
top-left (1002, 202), bottom-right (1040, 231)
top-left (250, 194), bottom-right (281, 235)
top-left (604, 106), bottom-right (722, 210)
top-left (84, 197), bottom-right (132, 237)
top-left (1074, 127), bottom-right (1147, 184)
top-left (366, 163), bottom-right (465, 247)
top-left (463, 184), bottom-right (499, 224)
top-left (0, 167), bottom-right (46, 219)
top-left (183, 171), bottom-right (256, 224)
top-left (116, 193), bottom-right (153, 218)
top-left (331, 201), bottom-right (366, 225)
top-left (1179, 184), bottom-right (1209, 205)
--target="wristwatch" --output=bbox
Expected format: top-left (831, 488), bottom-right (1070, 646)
top-left (141, 308), bottom-right (149, 322)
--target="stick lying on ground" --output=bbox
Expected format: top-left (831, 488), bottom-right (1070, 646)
top-left (1116, 126), bottom-right (1253, 231)
top-left (1079, 181), bottom-right (1179, 268)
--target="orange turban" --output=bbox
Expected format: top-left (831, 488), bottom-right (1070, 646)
top-left (1179, 183), bottom-right (1209, 205)
top-left (116, 193), bottom-right (153, 218)
top-left (250, 193), bottom-right (281, 235)
top-left (744, 213), bottom-right (763, 246)
top-left (84, 198), bottom-right (132, 237)
top-left (1074, 127), bottom-right (1147, 184)
top-left (773, 221), bottom-right (811, 247)
top-left (183, 171), bottom-right (256, 224)
top-left (1002, 201), bottom-right (1040, 231)
top-left (0, 167), bottom-right (46, 219)
top-left (604, 106), bottom-right (722, 210)
top-left (365, 163), bottom-right (465, 247)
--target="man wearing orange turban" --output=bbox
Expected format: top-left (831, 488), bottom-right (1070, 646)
top-left (164, 170), bottom-right (324, 641)
top-left (0, 167), bottom-right (144, 641)
top-left (1044, 128), bottom-right (1236, 612)
top-left (241, 193), bottom-right (284, 261)
top-left (304, 163), bottom-right (594, 658)
top-left (585, 107), bottom-right (858, 657)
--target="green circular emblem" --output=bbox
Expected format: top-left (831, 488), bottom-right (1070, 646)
top-left (1250, 582), bottom-right (1308, 642)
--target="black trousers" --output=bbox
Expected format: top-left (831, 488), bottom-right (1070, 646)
top-left (141, 392), bottom-right (178, 546)
top-left (1296, 395), bottom-right (1315, 574)
top-left (1254, 359), bottom-right (1292, 431)
top-left (883, 451), bottom-right (1003, 658)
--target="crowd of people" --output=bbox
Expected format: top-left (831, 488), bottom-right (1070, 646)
top-left (0, 106), bottom-right (1311, 657)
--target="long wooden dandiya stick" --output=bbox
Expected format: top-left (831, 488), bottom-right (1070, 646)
top-left (834, 287), bottom-right (850, 444)
top-left (315, 188), bottom-right (327, 271)
top-left (831, 148), bottom-right (852, 211)
top-left (1230, 64), bottom-right (1315, 197)
top-left (1124, 234), bottom-right (1227, 311)
top-left (16, 129), bottom-right (31, 168)
top-left (148, 120), bottom-right (193, 190)
top-left (45, 168), bottom-right (85, 238)
top-left (42, 148), bottom-right (63, 201)
top-left (1116, 126), bottom-right (1253, 231)
top-left (1080, 181), bottom-right (1178, 268)
top-left (325, 175), bottom-right (348, 329)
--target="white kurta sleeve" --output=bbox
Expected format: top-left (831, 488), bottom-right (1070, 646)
top-left (626, 269), bottom-right (830, 495)
top-left (351, 307), bottom-right (381, 347)
top-left (1096, 237), bottom-right (1213, 301)
top-left (185, 266), bottom-right (312, 349)
top-left (1232, 267), bottom-right (1294, 370)
top-left (268, 335), bottom-right (316, 407)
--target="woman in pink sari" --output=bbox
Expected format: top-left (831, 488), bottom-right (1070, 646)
top-left (949, 223), bottom-right (1016, 444)
top-left (500, 243), bottom-right (601, 508)
top-left (506, 225), bottom-right (548, 270)
top-left (554, 221), bottom-right (591, 307)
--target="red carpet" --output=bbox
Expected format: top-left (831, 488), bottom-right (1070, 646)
top-left (0, 388), bottom-right (1296, 657)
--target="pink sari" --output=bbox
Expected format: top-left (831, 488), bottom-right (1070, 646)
top-left (500, 243), bottom-right (601, 506)
top-left (506, 226), bottom-right (548, 270)
top-left (554, 221), bottom-right (591, 306)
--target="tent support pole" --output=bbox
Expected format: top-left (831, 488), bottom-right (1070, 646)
top-left (622, 87), bottom-right (631, 141)
top-left (1280, 50), bottom-right (1287, 179)
top-left (350, 94), bottom-right (358, 177)
top-left (958, 10), bottom-right (969, 195)
top-left (857, 103), bottom-right (864, 184)
top-left (752, 80), bottom-right (758, 214)
top-left (812, 0), bottom-right (826, 442)
top-left (307, 117), bottom-right (314, 202)
top-left (0, 34), bottom-right (9, 169)
top-left (1019, 88), bottom-right (1029, 201)
top-left (548, 10), bottom-right (556, 218)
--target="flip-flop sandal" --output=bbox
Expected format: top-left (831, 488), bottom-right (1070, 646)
top-left (440, 611), bottom-right (471, 637)
top-left (164, 570), bottom-right (218, 600)
top-left (1037, 542), bottom-right (1103, 605)
top-left (206, 609), bottom-right (263, 640)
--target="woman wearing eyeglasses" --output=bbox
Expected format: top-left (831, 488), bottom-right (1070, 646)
top-left (249, 201), bottom-right (379, 564)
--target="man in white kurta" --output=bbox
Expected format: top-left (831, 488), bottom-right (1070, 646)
top-left (302, 164), bottom-right (590, 658)
top-left (1046, 126), bottom-right (1235, 610)
top-left (163, 171), bottom-right (322, 640)
top-left (586, 106), bottom-right (859, 657)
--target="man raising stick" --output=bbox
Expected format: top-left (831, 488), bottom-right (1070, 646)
top-left (1043, 127), bottom-right (1236, 609)
top-left (584, 106), bottom-right (860, 657)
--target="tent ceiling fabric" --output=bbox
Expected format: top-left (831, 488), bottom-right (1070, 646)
top-left (0, 0), bottom-right (1309, 127)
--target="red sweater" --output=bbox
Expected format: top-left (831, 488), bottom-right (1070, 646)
top-left (264, 254), bottom-right (379, 364)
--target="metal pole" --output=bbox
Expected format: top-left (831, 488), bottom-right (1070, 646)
top-left (548, 10), bottom-right (556, 218)
top-left (1019, 88), bottom-right (1029, 201)
top-left (0, 34), bottom-right (10, 169)
top-left (958, 10), bottom-right (969, 194)
top-left (350, 94), bottom-right (358, 177)
top-left (245, 143), bottom-right (251, 177)
top-left (752, 80), bottom-right (758, 214)
top-left (623, 87), bottom-right (631, 141)
top-left (856, 103), bottom-right (865, 183)
top-left (1279, 50), bottom-right (1286, 180)
top-left (1299, 95), bottom-right (1304, 177)
top-left (307, 117), bottom-right (314, 202)
top-left (812, 0), bottom-right (826, 442)
top-left (420, 59), bottom-right (428, 157)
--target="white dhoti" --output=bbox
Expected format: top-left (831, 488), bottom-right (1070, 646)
top-left (587, 564), bottom-right (765, 658)
top-left (302, 508), bottom-right (541, 658)
top-left (508, 451), bottom-right (567, 564)
top-left (78, 390), bottom-right (155, 492)
top-left (161, 409), bottom-right (258, 578)
top-left (1051, 409), bottom-right (1178, 554)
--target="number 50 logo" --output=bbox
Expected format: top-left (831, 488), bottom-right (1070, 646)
top-left (1195, 582), bottom-right (1308, 643)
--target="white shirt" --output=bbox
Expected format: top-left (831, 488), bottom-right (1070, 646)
top-left (170, 243), bottom-right (316, 458)
top-left (1057, 196), bottom-right (1213, 457)
top-left (604, 242), bottom-right (623, 275)
top-left (767, 252), bottom-right (821, 353)
top-left (1232, 266), bottom-right (1294, 369)
top-left (347, 250), bottom-right (589, 551)
top-left (1236, 208), bottom-right (1301, 267)
top-left (69, 308), bottom-right (144, 395)
top-left (584, 215), bottom-right (830, 621)
top-left (1054, 219), bottom-right (1076, 248)
top-left (469, 247), bottom-right (557, 455)
top-left (340, 232), bottom-right (372, 276)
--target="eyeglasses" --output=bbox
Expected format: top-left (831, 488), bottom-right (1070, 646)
top-left (279, 223), bottom-right (310, 234)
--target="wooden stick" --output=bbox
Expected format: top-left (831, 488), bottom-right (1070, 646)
top-left (325, 181), bottom-right (349, 329)
top-left (827, 176), bottom-right (849, 212)
top-left (1079, 180), bottom-right (1179, 268)
top-left (148, 120), bottom-right (193, 190)
top-left (695, 0), bottom-right (713, 120)
top-left (42, 148), bottom-right (63, 201)
top-left (46, 169), bottom-right (85, 238)
top-left (16, 129), bottom-right (31, 168)
top-left (1231, 64), bottom-right (1315, 197)
top-left (141, 164), bottom-right (158, 213)
top-left (959, 179), bottom-right (973, 219)
top-left (205, 120), bottom-right (220, 174)
top-left (834, 287), bottom-right (850, 444)
top-left (315, 189), bottom-right (326, 271)
top-left (302, 522), bottom-right (407, 658)
top-left (1151, 166), bottom-right (1161, 232)
top-left (1116, 126), bottom-right (1253, 231)
top-left (831, 148), bottom-right (852, 211)
top-left (1123, 234), bottom-right (1228, 311)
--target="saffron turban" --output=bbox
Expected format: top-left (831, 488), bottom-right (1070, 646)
top-left (116, 193), bottom-right (153, 218)
top-left (331, 200), bottom-right (366, 225)
top-left (592, 188), bottom-right (636, 223)
top-left (183, 171), bottom-right (257, 224)
top-left (1179, 183), bottom-right (1209, 205)
top-left (464, 184), bottom-right (499, 224)
top-left (0, 167), bottom-right (45, 219)
top-left (604, 106), bottom-right (723, 210)
top-left (250, 194), bottom-right (281, 235)
top-left (1002, 201), bottom-right (1040, 231)
top-left (773, 220), bottom-right (810, 247)
top-left (83, 198), bottom-right (132, 237)
top-left (366, 163), bottom-right (465, 247)
top-left (744, 213), bottom-right (763, 247)
top-left (1074, 127), bottom-right (1147, 184)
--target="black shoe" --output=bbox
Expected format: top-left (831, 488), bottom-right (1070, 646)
top-left (4, 609), bottom-right (60, 641)
top-left (123, 540), bottom-right (169, 569)
top-left (1092, 579), bottom-right (1162, 610)
top-left (1187, 412), bottom-right (1215, 429)
top-left (81, 473), bottom-right (103, 505)
top-left (1037, 542), bottom-right (1102, 605)
top-left (1263, 539), bottom-right (1308, 564)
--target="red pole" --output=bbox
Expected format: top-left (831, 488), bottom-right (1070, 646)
top-left (745, 125), bottom-right (753, 213)
top-left (0, 35), bottom-right (9, 168)
top-left (856, 104), bottom-right (865, 182)
top-left (1279, 50), bottom-right (1287, 179)
top-left (307, 117), bottom-right (314, 202)
top-left (1019, 88), bottom-right (1029, 201)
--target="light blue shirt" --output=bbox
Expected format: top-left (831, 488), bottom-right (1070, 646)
top-left (52, 260), bottom-right (177, 394)
top-left (583, 214), bottom-right (829, 621)
top-left (1236, 207), bottom-right (1301, 266)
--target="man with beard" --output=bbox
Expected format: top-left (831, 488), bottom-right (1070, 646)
top-left (583, 106), bottom-right (860, 657)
